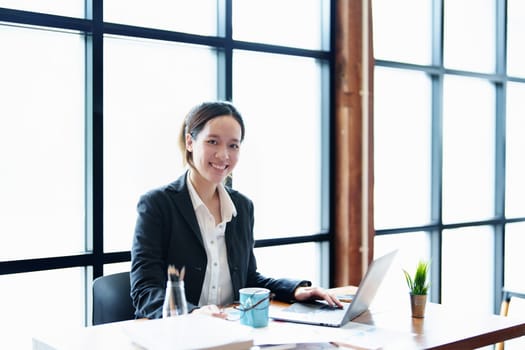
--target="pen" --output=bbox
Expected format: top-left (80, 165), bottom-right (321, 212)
top-left (180, 266), bottom-right (185, 281)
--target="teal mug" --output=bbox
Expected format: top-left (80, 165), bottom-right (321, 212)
top-left (238, 287), bottom-right (270, 328)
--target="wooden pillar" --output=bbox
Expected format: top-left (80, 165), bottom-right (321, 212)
top-left (333, 0), bottom-right (375, 286)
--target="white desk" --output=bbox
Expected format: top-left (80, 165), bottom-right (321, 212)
top-left (33, 303), bottom-right (525, 350)
top-left (33, 286), bottom-right (525, 350)
top-left (33, 315), bottom-right (254, 350)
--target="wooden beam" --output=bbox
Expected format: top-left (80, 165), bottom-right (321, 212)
top-left (334, 0), bottom-right (375, 286)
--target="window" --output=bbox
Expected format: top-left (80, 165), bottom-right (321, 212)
top-left (233, 51), bottom-right (325, 239)
top-left (374, 67), bottom-right (431, 229)
top-left (0, 2), bottom-right (331, 348)
top-left (103, 37), bottom-right (218, 252)
top-left (0, 268), bottom-right (86, 349)
top-left (504, 222), bottom-right (525, 291)
top-left (442, 226), bottom-right (494, 314)
top-left (374, 231), bottom-right (431, 301)
top-left (507, 0), bottom-right (525, 77)
top-left (442, 76), bottom-right (494, 223)
top-left (232, 0), bottom-right (327, 50)
top-left (104, 1), bottom-right (217, 35)
top-left (371, 0), bottom-right (432, 65)
top-left (0, 25), bottom-right (85, 261)
top-left (505, 83), bottom-right (525, 217)
top-left (0, 0), bottom-right (83, 17)
top-left (443, 0), bottom-right (495, 73)
top-left (373, 0), bottom-right (525, 314)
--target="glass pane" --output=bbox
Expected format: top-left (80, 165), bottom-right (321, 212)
top-left (507, 0), bottom-right (525, 77)
top-left (374, 67), bottom-right (431, 229)
top-left (0, 25), bottom-right (85, 260)
top-left (505, 222), bottom-right (525, 291)
top-left (374, 232), bottom-right (431, 303)
top-left (372, 0), bottom-right (432, 65)
top-left (506, 82), bottom-right (525, 218)
top-left (104, 262), bottom-right (132, 276)
top-left (0, 0), bottom-right (83, 17)
top-left (233, 0), bottom-right (326, 50)
top-left (0, 268), bottom-right (84, 350)
top-left (254, 242), bottom-right (321, 287)
top-left (104, 0), bottom-right (217, 36)
top-left (442, 76), bottom-right (494, 223)
top-left (233, 50), bottom-right (324, 238)
top-left (442, 226), bottom-right (494, 314)
top-left (104, 36), bottom-right (217, 252)
top-left (444, 0), bottom-right (495, 73)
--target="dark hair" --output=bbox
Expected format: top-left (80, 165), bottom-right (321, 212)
top-left (179, 101), bottom-right (245, 168)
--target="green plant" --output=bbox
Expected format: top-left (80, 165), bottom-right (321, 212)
top-left (403, 260), bottom-right (430, 295)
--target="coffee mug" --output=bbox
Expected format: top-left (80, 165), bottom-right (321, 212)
top-left (238, 287), bottom-right (270, 328)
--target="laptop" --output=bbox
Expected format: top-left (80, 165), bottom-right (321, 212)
top-left (269, 250), bottom-right (398, 327)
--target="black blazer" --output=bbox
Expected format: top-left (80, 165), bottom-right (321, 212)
top-left (130, 172), bottom-right (309, 319)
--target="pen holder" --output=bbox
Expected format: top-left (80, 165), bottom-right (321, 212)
top-left (163, 280), bottom-right (189, 317)
top-left (238, 287), bottom-right (270, 328)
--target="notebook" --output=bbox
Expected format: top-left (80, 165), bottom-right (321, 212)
top-left (269, 250), bottom-right (398, 327)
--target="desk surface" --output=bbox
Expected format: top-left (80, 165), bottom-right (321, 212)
top-left (329, 286), bottom-right (525, 349)
top-left (354, 302), bottom-right (525, 349)
top-left (33, 286), bottom-right (525, 350)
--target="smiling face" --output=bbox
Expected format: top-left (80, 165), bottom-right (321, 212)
top-left (185, 115), bottom-right (242, 187)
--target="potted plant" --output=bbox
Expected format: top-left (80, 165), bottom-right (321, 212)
top-left (403, 260), bottom-right (430, 318)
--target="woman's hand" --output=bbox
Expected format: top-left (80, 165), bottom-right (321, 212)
top-left (191, 304), bottom-right (228, 319)
top-left (294, 286), bottom-right (344, 308)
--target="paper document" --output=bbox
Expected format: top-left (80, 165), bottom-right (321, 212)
top-left (251, 320), bottom-right (412, 350)
top-left (122, 314), bottom-right (254, 350)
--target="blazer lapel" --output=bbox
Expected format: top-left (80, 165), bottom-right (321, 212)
top-left (167, 172), bottom-right (204, 247)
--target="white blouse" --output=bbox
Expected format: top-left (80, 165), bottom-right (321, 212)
top-left (186, 174), bottom-right (236, 307)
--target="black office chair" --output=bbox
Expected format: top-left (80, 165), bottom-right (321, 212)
top-left (92, 271), bottom-right (136, 325)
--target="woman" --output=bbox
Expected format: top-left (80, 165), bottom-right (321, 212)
top-left (130, 101), bottom-right (341, 319)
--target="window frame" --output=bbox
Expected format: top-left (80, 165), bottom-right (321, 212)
top-left (0, 0), bottom-right (335, 325)
top-left (373, 0), bottom-right (525, 313)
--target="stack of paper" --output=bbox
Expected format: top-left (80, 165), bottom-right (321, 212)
top-left (122, 315), bottom-right (254, 350)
